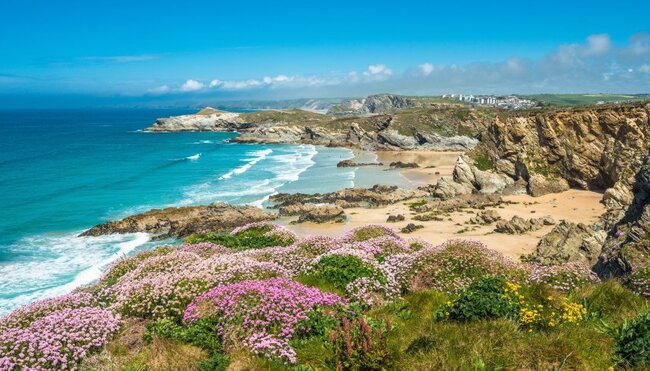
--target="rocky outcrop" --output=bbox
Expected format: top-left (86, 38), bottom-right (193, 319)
top-left (336, 159), bottom-right (383, 168)
top-left (401, 223), bottom-right (424, 233)
top-left (270, 184), bottom-right (428, 209)
top-left (529, 221), bottom-right (606, 266)
top-left (80, 202), bottom-right (274, 238)
top-left (479, 103), bottom-right (650, 196)
top-left (294, 205), bottom-right (346, 224)
top-left (433, 155), bottom-right (514, 198)
top-left (495, 215), bottom-right (555, 234)
top-left (596, 156), bottom-right (650, 277)
top-left (527, 175), bottom-right (570, 197)
top-left (328, 94), bottom-right (417, 116)
top-left (145, 109), bottom-right (244, 132)
top-left (416, 194), bottom-right (503, 214)
top-left (389, 161), bottom-right (419, 169)
top-left (469, 210), bottom-right (502, 225)
top-left (386, 214), bottom-right (406, 223)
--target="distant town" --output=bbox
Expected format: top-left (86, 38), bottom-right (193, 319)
top-left (442, 94), bottom-right (538, 109)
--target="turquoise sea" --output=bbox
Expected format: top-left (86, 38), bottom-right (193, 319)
top-left (0, 108), bottom-right (412, 315)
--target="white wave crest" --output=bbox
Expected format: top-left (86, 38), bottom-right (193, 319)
top-left (219, 148), bottom-right (273, 180)
top-left (0, 232), bottom-right (150, 316)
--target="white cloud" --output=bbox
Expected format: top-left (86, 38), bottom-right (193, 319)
top-left (364, 64), bottom-right (393, 77)
top-left (180, 79), bottom-right (205, 92)
top-left (419, 63), bottom-right (434, 76)
top-left (148, 33), bottom-right (650, 97)
top-left (583, 34), bottom-right (612, 56)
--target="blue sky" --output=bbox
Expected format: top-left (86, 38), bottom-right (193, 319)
top-left (1, 0), bottom-right (649, 107)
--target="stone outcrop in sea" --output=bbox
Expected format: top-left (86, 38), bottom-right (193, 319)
top-left (80, 202), bottom-right (274, 239)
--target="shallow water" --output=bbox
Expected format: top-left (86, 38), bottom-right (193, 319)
top-left (0, 108), bottom-right (416, 315)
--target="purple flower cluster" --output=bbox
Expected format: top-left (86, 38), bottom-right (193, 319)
top-left (0, 307), bottom-right (120, 370)
top-left (178, 242), bottom-right (231, 257)
top-left (528, 262), bottom-right (599, 291)
top-left (408, 239), bottom-right (525, 293)
top-left (183, 277), bottom-right (345, 364)
top-left (103, 250), bottom-right (289, 319)
top-left (0, 292), bottom-right (99, 332)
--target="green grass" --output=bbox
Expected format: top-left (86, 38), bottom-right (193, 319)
top-left (522, 94), bottom-right (649, 107)
top-left (184, 227), bottom-right (293, 250)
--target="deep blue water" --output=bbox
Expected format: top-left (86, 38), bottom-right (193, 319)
top-left (0, 109), bottom-right (358, 315)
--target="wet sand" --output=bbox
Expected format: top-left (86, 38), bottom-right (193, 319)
top-left (375, 150), bottom-right (462, 185)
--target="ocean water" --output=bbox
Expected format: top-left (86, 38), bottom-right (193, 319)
top-left (0, 109), bottom-right (364, 315)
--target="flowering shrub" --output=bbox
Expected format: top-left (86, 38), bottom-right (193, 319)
top-left (328, 317), bottom-right (393, 370)
top-left (184, 278), bottom-right (345, 364)
top-left (178, 242), bottom-right (231, 257)
top-left (436, 278), bottom-right (587, 330)
top-left (409, 240), bottom-right (526, 293)
top-left (504, 281), bottom-right (587, 330)
top-left (98, 245), bottom-right (174, 287)
top-left (0, 292), bottom-right (99, 331)
top-left (0, 307), bottom-right (120, 370)
top-left (528, 262), bottom-right (599, 291)
top-left (341, 225), bottom-right (401, 243)
top-left (105, 250), bottom-right (288, 319)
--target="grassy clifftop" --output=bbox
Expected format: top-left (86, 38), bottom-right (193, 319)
top-left (3, 222), bottom-right (650, 370)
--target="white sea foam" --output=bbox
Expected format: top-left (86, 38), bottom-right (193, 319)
top-left (219, 148), bottom-right (273, 180)
top-left (178, 145), bottom-right (317, 208)
top-left (0, 232), bottom-right (150, 316)
top-left (186, 153), bottom-right (201, 160)
top-left (193, 140), bottom-right (214, 144)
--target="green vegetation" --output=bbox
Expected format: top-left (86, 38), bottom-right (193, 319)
top-left (406, 199), bottom-right (428, 211)
top-left (609, 313), bottom-right (650, 368)
top-left (435, 276), bottom-right (518, 322)
top-left (299, 255), bottom-right (386, 292)
top-left (185, 225), bottom-right (294, 250)
top-left (144, 318), bottom-right (228, 370)
top-left (522, 93), bottom-right (649, 107)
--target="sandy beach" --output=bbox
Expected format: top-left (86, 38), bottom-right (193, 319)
top-left (281, 150), bottom-right (606, 260)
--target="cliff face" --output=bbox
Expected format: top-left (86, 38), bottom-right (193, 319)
top-left (327, 94), bottom-right (418, 115)
top-left (145, 105), bottom-right (479, 151)
top-left (479, 103), bottom-right (650, 199)
top-left (471, 103), bottom-right (650, 276)
top-left (146, 109), bottom-right (244, 132)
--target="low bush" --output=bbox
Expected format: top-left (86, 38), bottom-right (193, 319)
top-left (435, 276), bottom-right (518, 322)
top-left (305, 255), bottom-right (387, 292)
top-left (410, 240), bottom-right (525, 294)
top-left (0, 307), bottom-right (121, 370)
top-left (611, 313), bottom-right (650, 367)
top-left (144, 318), bottom-right (228, 370)
top-left (183, 278), bottom-right (345, 364)
top-left (185, 222), bottom-right (297, 250)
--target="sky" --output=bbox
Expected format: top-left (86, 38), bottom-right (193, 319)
top-left (0, 0), bottom-right (649, 107)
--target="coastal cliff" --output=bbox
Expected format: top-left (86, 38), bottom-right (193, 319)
top-left (145, 95), bottom-right (480, 151)
top-left (145, 101), bottom-right (650, 277)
